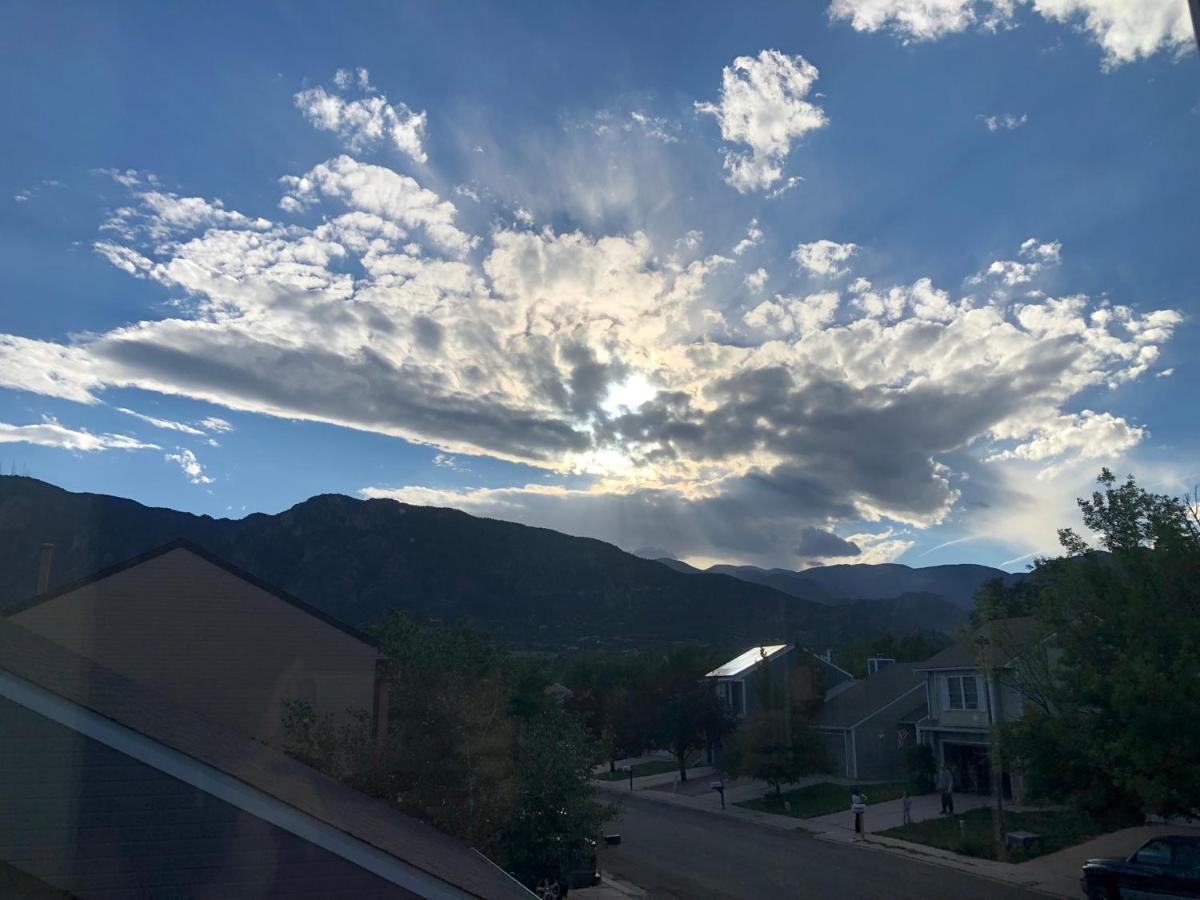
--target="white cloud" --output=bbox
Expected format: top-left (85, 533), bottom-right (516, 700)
top-left (793, 239), bottom-right (859, 277)
top-left (744, 268), bottom-right (769, 292)
top-left (968, 237), bottom-right (1062, 288)
top-left (199, 416), bottom-right (233, 433)
top-left (0, 417), bottom-right (159, 453)
top-left (695, 50), bottom-right (827, 193)
top-left (733, 219), bottom-right (764, 255)
top-left (980, 112), bottom-right (1028, 131)
top-left (295, 69), bottom-right (428, 164)
top-left (280, 155), bottom-right (475, 256)
top-left (829, 0), bottom-right (1193, 67)
top-left (165, 447), bottom-right (214, 484)
top-left (116, 407), bottom-right (206, 435)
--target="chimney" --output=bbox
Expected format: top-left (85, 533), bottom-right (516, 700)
top-left (36, 543), bottom-right (54, 595)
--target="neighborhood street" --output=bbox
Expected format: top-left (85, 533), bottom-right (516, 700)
top-left (596, 793), bottom-right (1042, 900)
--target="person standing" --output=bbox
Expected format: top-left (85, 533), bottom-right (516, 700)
top-left (938, 765), bottom-right (955, 815)
top-left (851, 788), bottom-right (868, 841)
top-left (901, 789), bottom-right (913, 826)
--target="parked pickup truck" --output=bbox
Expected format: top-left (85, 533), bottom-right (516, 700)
top-left (1081, 834), bottom-right (1200, 899)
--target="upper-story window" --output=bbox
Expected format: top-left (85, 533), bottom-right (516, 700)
top-left (947, 674), bottom-right (980, 710)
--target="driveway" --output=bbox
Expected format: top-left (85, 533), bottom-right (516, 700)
top-left (596, 791), bottom-right (1043, 899)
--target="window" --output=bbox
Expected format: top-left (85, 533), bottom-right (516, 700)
top-left (1134, 840), bottom-right (1172, 868)
top-left (946, 675), bottom-right (980, 711)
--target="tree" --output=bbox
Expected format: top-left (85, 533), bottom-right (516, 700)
top-left (1007, 469), bottom-right (1200, 821)
top-left (721, 663), bottom-right (826, 796)
top-left (500, 705), bottom-right (608, 884)
top-left (835, 630), bottom-right (953, 678)
top-left (647, 646), bottom-right (726, 783)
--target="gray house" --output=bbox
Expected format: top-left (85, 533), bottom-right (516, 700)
top-left (814, 662), bottom-right (928, 781)
top-left (0, 618), bottom-right (532, 899)
top-left (914, 616), bottom-right (1043, 800)
top-left (706, 644), bottom-right (854, 719)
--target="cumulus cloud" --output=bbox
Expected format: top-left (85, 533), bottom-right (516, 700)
top-left (695, 50), bottom-right (827, 193)
top-left (967, 237), bottom-right (1062, 289)
top-left (980, 112), bottom-right (1028, 131)
top-left (744, 268), bottom-right (769, 292)
top-left (793, 240), bottom-right (859, 278)
top-left (0, 116), bottom-right (1180, 566)
top-left (165, 447), bottom-right (214, 484)
top-left (0, 418), bottom-right (159, 453)
top-left (829, 0), bottom-right (1193, 68)
top-left (295, 68), bottom-right (428, 163)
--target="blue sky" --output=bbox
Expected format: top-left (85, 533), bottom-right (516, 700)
top-left (1, 0), bottom-right (1196, 571)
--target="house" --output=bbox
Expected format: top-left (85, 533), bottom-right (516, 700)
top-left (914, 616), bottom-right (1043, 799)
top-left (3, 540), bottom-right (386, 750)
top-left (706, 644), bottom-right (854, 719)
top-left (814, 662), bottom-right (928, 781)
top-left (0, 618), bottom-right (533, 899)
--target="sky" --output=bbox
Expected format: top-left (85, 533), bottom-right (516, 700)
top-left (1, 0), bottom-right (1197, 573)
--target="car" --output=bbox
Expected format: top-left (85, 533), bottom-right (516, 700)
top-left (1080, 834), bottom-right (1200, 899)
top-left (515, 839), bottom-right (601, 898)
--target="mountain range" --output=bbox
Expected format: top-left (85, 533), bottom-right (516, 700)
top-left (653, 559), bottom-right (1022, 610)
top-left (0, 477), bottom-right (1008, 650)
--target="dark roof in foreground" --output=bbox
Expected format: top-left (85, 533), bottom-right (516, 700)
top-left (914, 616), bottom-right (1040, 671)
top-left (2, 538), bottom-right (378, 648)
top-left (0, 618), bottom-right (530, 900)
top-left (815, 663), bottom-right (925, 730)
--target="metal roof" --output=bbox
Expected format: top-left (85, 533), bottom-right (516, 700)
top-left (705, 644), bottom-right (789, 678)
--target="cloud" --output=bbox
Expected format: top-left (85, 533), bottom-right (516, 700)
top-left (198, 416), bottom-right (233, 433)
top-left (744, 268), bottom-right (769, 292)
top-left (0, 418), bottom-right (159, 453)
top-left (980, 112), bottom-right (1028, 131)
top-left (733, 219), bottom-right (764, 256)
top-left (794, 526), bottom-right (861, 558)
top-left (695, 50), bottom-right (827, 193)
top-left (164, 447), bottom-right (214, 484)
top-left (295, 69), bottom-right (428, 164)
top-left (828, 0), bottom-right (1193, 67)
top-left (280, 155), bottom-right (475, 256)
top-left (0, 110), bottom-right (1181, 566)
top-left (116, 407), bottom-right (206, 435)
top-left (793, 240), bottom-right (859, 278)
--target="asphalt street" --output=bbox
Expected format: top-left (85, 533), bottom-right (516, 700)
top-left (597, 793), bottom-right (1044, 900)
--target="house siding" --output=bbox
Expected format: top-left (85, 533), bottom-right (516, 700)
top-left (10, 548), bottom-right (378, 749)
top-left (0, 695), bottom-right (415, 899)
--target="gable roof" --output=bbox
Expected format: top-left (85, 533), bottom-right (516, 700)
top-left (815, 662), bottom-right (925, 730)
top-left (706, 644), bottom-right (789, 678)
top-left (914, 616), bottom-right (1039, 672)
top-left (2, 539), bottom-right (377, 648)
top-left (0, 618), bottom-right (530, 899)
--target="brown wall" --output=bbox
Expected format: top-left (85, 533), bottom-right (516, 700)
top-left (11, 547), bottom-right (379, 748)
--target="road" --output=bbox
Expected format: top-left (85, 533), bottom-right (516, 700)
top-left (596, 794), bottom-right (1042, 900)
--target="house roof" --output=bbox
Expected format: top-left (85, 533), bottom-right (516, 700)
top-left (705, 644), bottom-right (789, 678)
top-left (2, 539), bottom-right (378, 649)
top-left (0, 618), bottom-right (531, 899)
top-left (914, 616), bottom-right (1039, 672)
top-left (815, 662), bottom-right (925, 730)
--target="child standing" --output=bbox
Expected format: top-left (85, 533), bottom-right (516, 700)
top-left (901, 790), bottom-right (913, 826)
top-left (851, 788), bottom-right (868, 841)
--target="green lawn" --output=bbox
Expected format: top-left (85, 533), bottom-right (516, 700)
top-left (737, 781), bottom-right (912, 819)
top-left (880, 807), bottom-right (1118, 861)
top-left (594, 759), bottom-right (682, 781)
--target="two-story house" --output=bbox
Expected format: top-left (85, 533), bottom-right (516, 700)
top-left (914, 616), bottom-right (1042, 799)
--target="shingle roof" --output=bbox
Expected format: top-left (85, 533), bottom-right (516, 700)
top-left (2, 539), bottom-right (378, 648)
top-left (815, 662), bottom-right (925, 730)
top-left (913, 616), bottom-right (1039, 672)
top-left (0, 619), bottom-right (531, 899)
